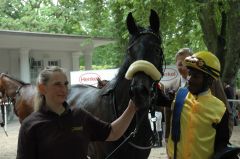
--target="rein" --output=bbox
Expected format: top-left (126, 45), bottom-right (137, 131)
top-left (105, 81), bottom-right (159, 159)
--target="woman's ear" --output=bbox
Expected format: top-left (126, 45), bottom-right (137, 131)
top-left (38, 84), bottom-right (46, 95)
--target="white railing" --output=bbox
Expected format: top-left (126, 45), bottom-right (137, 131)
top-left (227, 99), bottom-right (240, 102)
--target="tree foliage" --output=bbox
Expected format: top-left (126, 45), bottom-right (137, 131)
top-left (0, 0), bottom-right (239, 87)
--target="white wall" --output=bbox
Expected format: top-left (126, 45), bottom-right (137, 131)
top-left (0, 51), bottom-right (10, 73)
top-left (0, 50), bottom-right (72, 83)
top-left (0, 50), bottom-right (20, 78)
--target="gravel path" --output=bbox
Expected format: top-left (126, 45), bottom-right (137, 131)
top-left (0, 117), bottom-right (239, 159)
top-left (0, 117), bottom-right (19, 159)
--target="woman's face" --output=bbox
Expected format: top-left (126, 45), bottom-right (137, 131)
top-left (42, 71), bottom-right (69, 106)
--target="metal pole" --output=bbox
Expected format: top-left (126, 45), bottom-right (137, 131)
top-left (3, 104), bottom-right (8, 136)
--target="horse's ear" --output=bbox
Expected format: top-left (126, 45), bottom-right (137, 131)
top-left (127, 12), bottom-right (138, 35)
top-left (149, 9), bottom-right (160, 33)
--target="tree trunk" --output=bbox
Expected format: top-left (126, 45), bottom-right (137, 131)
top-left (222, 1), bottom-right (240, 86)
top-left (197, 1), bottom-right (240, 86)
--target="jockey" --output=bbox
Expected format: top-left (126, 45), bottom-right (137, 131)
top-left (167, 51), bottom-right (230, 159)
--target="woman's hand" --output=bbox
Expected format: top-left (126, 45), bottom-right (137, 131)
top-left (128, 100), bottom-right (138, 112)
top-left (106, 99), bottom-right (137, 141)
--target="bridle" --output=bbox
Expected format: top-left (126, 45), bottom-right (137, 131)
top-left (127, 30), bottom-right (165, 75)
top-left (127, 30), bottom-right (161, 51)
top-left (105, 31), bottom-right (164, 159)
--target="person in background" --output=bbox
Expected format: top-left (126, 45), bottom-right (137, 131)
top-left (17, 66), bottom-right (139, 159)
top-left (164, 48), bottom-right (193, 143)
top-left (167, 51), bottom-right (230, 159)
top-left (174, 48), bottom-right (193, 88)
top-left (236, 93), bottom-right (240, 122)
top-left (223, 82), bottom-right (238, 126)
top-left (149, 110), bottom-right (163, 147)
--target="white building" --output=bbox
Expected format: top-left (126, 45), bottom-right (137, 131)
top-left (0, 30), bottom-right (114, 84)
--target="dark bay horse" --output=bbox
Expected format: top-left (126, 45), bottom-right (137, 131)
top-left (67, 9), bottom-right (165, 159)
top-left (0, 73), bottom-right (36, 123)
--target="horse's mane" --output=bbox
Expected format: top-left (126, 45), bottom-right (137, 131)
top-left (0, 73), bottom-right (31, 86)
top-left (115, 57), bottom-right (131, 82)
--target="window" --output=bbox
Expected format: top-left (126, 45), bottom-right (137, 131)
top-left (48, 60), bottom-right (61, 67)
top-left (32, 60), bottom-right (43, 68)
top-left (30, 60), bottom-right (43, 84)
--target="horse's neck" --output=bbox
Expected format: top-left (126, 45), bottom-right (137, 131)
top-left (4, 81), bottom-right (21, 97)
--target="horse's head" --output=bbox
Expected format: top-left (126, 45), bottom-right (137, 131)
top-left (125, 9), bottom-right (164, 110)
top-left (0, 73), bottom-right (28, 99)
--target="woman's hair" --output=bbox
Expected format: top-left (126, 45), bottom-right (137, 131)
top-left (34, 66), bottom-right (66, 111)
top-left (175, 48), bottom-right (193, 61)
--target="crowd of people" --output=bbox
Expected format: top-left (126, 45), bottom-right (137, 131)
top-left (14, 48), bottom-right (240, 158)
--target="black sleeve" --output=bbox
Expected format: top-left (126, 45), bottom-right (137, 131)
top-left (16, 121), bottom-right (37, 159)
top-left (214, 111), bottom-right (230, 153)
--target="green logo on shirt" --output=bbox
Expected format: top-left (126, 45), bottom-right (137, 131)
top-left (72, 126), bottom-right (83, 131)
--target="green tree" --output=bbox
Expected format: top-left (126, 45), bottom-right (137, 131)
top-left (108, 0), bottom-right (240, 87)
top-left (196, 0), bottom-right (240, 86)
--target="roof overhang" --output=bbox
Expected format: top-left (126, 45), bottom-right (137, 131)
top-left (0, 30), bottom-right (115, 52)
